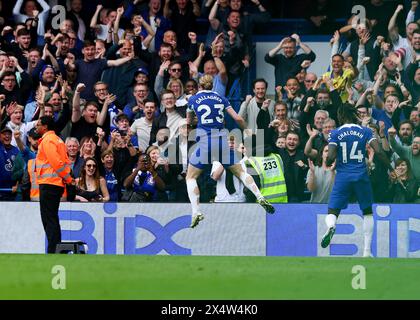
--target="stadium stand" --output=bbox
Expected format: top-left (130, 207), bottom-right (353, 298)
top-left (0, 0), bottom-right (419, 206)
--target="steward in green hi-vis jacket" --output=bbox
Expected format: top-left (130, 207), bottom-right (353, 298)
top-left (246, 153), bottom-right (288, 203)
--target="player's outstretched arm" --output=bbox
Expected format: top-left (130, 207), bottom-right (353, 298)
top-left (369, 138), bottom-right (395, 174)
top-left (226, 107), bottom-right (247, 130)
top-left (326, 144), bottom-right (337, 167)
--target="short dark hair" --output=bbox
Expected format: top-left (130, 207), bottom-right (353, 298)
top-left (286, 130), bottom-right (300, 140)
top-left (286, 77), bottom-right (300, 84)
top-left (168, 60), bottom-right (182, 69)
top-left (384, 83), bottom-right (403, 100)
top-left (143, 99), bottom-right (156, 106)
top-left (399, 120), bottom-right (414, 129)
top-left (16, 28), bottom-right (31, 37)
top-left (316, 88), bottom-right (330, 97)
top-left (160, 89), bottom-right (175, 100)
top-left (83, 40), bottom-right (95, 48)
top-left (59, 33), bottom-right (70, 41)
top-left (160, 42), bottom-right (173, 50)
top-left (186, 78), bottom-right (198, 87)
top-left (27, 127), bottom-right (41, 140)
top-left (253, 78), bottom-right (268, 89)
top-left (1, 71), bottom-right (16, 81)
top-left (332, 53), bottom-right (345, 61)
top-left (85, 101), bottom-right (99, 110)
top-left (228, 9), bottom-right (241, 17)
top-left (39, 115), bottom-right (56, 131)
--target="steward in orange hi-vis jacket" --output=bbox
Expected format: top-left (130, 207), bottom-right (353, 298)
top-left (27, 159), bottom-right (67, 201)
top-left (36, 132), bottom-right (73, 187)
top-left (35, 116), bottom-right (75, 254)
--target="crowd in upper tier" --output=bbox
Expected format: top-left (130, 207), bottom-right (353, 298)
top-left (0, 0), bottom-right (419, 203)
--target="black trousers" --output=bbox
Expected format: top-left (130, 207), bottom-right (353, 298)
top-left (39, 184), bottom-right (64, 254)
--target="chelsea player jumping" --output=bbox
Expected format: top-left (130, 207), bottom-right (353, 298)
top-left (321, 104), bottom-right (397, 257)
top-left (186, 75), bottom-right (275, 228)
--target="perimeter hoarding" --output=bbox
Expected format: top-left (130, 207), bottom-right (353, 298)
top-left (0, 203), bottom-right (418, 257)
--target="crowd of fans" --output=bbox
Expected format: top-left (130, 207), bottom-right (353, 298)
top-left (0, 0), bottom-right (419, 204)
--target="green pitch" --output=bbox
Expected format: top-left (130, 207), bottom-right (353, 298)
top-left (0, 254), bottom-right (419, 300)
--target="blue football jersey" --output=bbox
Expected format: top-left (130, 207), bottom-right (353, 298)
top-left (328, 124), bottom-right (375, 178)
top-left (188, 90), bottom-right (232, 133)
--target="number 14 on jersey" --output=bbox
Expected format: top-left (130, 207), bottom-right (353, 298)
top-left (340, 141), bottom-right (364, 163)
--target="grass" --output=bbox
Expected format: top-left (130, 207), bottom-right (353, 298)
top-left (0, 255), bottom-right (419, 300)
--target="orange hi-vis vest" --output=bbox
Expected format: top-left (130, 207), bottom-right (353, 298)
top-left (27, 159), bottom-right (40, 201)
top-left (28, 159), bottom-right (67, 201)
top-left (35, 130), bottom-right (73, 188)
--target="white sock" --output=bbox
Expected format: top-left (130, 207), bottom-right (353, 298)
top-left (363, 215), bottom-right (374, 255)
top-left (238, 171), bottom-right (262, 200)
top-left (186, 178), bottom-right (200, 216)
top-left (325, 214), bottom-right (337, 229)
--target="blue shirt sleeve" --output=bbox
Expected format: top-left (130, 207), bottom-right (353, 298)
top-left (124, 2), bottom-right (135, 19)
top-left (123, 104), bottom-right (134, 121)
top-left (131, 135), bottom-right (139, 148)
top-left (187, 96), bottom-right (195, 112)
top-left (20, 146), bottom-right (30, 162)
top-left (328, 129), bottom-right (338, 145)
top-left (221, 96), bottom-right (232, 110)
top-left (364, 127), bottom-right (375, 144)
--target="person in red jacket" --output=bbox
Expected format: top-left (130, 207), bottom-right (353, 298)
top-left (35, 116), bottom-right (75, 253)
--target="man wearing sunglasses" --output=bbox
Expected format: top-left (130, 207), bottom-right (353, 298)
top-left (303, 73), bottom-right (318, 92)
top-left (154, 60), bottom-right (184, 98)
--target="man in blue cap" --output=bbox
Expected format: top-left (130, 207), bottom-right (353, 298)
top-left (134, 67), bottom-right (149, 85)
top-left (124, 67), bottom-right (159, 120)
top-left (0, 127), bottom-right (20, 201)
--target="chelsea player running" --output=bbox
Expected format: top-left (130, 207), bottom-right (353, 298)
top-left (186, 75), bottom-right (275, 228)
top-left (321, 104), bottom-right (397, 257)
